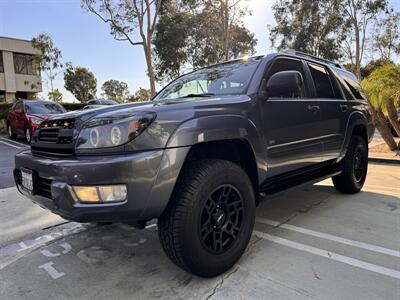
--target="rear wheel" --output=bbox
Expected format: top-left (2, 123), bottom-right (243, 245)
top-left (158, 159), bottom-right (255, 277)
top-left (7, 124), bottom-right (17, 139)
top-left (332, 136), bottom-right (368, 194)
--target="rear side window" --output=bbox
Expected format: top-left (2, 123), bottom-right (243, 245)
top-left (335, 69), bottom-right (366, 100)
top-left (307, 63), bottom-right (341, 99)
top-left (14, 102), bottom-right (23, 110)
top-left (265, 58), bottom-right (307, 99)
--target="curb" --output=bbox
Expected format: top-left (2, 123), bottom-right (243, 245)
top-left (369, 157), bottom-right (400, 164)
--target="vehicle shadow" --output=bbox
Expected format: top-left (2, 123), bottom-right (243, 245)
top-left (1, 184), bottom-right (399, 300)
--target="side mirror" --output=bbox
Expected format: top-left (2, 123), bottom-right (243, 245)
top-left (265, 71), bottom-right (303, 99)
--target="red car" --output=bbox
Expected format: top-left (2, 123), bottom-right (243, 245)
top-left (6, 100), bottom-right (66, 143)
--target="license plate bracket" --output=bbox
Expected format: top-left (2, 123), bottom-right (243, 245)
top-left (21, 169), bottom-right (34, 194)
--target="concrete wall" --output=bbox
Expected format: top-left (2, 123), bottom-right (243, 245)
top-left (0, 36), bottom-right (42, 102)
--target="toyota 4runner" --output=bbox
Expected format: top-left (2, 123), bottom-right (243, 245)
top-left (14, 50), bottom-right (375, 277)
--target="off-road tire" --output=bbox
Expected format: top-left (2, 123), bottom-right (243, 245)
top-left (332, 136), bottom-right (368, 194)
top-left (158, 159), bottom-right (255, 277)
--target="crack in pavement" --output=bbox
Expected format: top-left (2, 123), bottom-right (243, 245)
top-left (203, 266), bottom-right (240, 300)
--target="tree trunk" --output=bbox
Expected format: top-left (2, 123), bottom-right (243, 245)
top-left (386, 100), bottom-right (400, 137)
top-left (370, 107), bottom-right (398, 151)
top-left (222, 0), bottom-right (230, 61)
top-left (143, 43), bottom-right (156, 97)
top-left (354, 24), bottom-right (361, 80)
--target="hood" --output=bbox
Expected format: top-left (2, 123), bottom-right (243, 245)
top-left (47, 95), bottom-right (250, 124)
top-left (28, 113), bottom-right (52, 120)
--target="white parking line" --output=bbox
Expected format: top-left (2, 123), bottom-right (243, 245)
top-left (254, 231), bottom-right (400, 280)
top-left (0, 138), bottom-right (27, 148)
top-left (0, 140), bottom-right (21, 149)
top-left (256, 217), bottom-right (400, 258)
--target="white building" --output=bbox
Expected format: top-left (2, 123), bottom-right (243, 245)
top-left (0, 36), bottom-right (42, 102)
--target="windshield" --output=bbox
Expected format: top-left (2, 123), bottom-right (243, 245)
top-left (154, 57), bottom-right (262, 100)
top-left (25, 102), bottom-right (66, 114)
top-left (99, 99), bottom-right (117, 105)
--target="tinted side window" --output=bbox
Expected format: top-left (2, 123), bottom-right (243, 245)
top-left (14, 102), bottom-right (23, 110)
top-left (332, 72), bottom-right (354, 100)
top-left (308, 63), bottom-right (340, 99)
top-left (341, 75), bottom-right (365, 100)
top-left (266, 58), bottom-right (307, 99)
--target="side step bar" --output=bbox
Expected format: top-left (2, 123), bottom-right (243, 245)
top-left (260, 161), bottom-right (342, 196)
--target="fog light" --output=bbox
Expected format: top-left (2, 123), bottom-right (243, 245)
top-left (73, 186), bottom-right (99, 203)
top-left (72, 185), bottom-right (127, 203)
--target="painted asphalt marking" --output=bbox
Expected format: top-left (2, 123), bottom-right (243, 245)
top-left (0, 224), bottom-right (85, 270)
top-left (0, 140), bottom-right (21, 149)
top-left (145, 223), bottom-right (157, 229)
top-left (256, 217), bottom-right (400, 258)
top-left (254, 231), bottom-right (400, 280)
top-left (38, 261), bottom-right (65, 279)
top-left (0, 137), bottom-right (27, 148)
top-left (40, 242), bottom-right (72, 257)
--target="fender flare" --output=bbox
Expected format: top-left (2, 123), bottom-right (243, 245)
top-left (166, 114), bottom-right (268, 184)
top-left (340, 111), bottom-right (368, 156)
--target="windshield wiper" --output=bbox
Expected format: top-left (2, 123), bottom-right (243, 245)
top-left (181, 93), bottom-right (215, 98)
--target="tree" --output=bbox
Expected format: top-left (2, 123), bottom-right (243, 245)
top-left (101, 79), bottom-right (129, 102)
top-left (269, 0), bottom-right (345, 60)
top-left (64, 64), bottom-right (97, 103)
top-left (361, 64), bottom-right (400, 151)
top-left (82, 0), bottom-right (161, 96)
top-left (48, 89), bottom-right (63, 102)
top-left (372, 12), bottom-right (400, 61)
top-left (360, 58), bottom-right (393, 78)
top-left (31, 33), bottom-right (63, 99)
top-left (127, 87), bottom-right (151, 102)
top-left (340, 0), bottom-right (388, 79)
top-left (153, 0), bottom-right (257, 81)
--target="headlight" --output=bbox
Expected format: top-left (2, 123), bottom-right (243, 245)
top-left (76, 112), bottom-right (156, 149)
top-left (31, 117), bottom-right (43, 125)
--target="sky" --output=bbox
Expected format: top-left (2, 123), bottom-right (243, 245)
top-left (0, 0), bottom-right (398, 102)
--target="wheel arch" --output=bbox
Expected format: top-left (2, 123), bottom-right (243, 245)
top-left (166, 115), bottom-right (268, 185)
top-left (184, 139), bottom-right (260, 203)
top-left (340, 112), bottom-right (369, 159)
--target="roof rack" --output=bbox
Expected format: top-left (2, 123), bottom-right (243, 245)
top-left (282, 49), bottom-right (343, 69)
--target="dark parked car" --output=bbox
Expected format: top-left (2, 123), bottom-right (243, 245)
top-left (83, 98), bottom-right (118, 110)
top-left (7, 100), bottom-right (66, 143)
top-left (14, 51), bottom-right (374, 277)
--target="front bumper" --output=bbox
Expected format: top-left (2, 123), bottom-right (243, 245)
top-left (14, 147), bottom-right (190, 223)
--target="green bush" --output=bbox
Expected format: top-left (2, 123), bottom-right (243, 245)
top-left (0, 103), bottom-right (13, 120)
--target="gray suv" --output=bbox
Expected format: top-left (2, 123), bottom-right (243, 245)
top-left (14, 50), bottom-right (374, 277)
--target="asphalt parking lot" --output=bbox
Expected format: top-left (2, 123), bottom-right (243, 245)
top-left (0, 137), bottom-right (399, 299)
top-left (0, 137), bottom-right (29, 189)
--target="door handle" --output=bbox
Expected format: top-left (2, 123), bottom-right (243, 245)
top-left (307, 105), bottom-right (320, 112)
top-left (340, 104), bottom-right (348, 112)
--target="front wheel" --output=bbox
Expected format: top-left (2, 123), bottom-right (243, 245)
top-left (332, 136), bottom-right (368, 194)
top-left (25, 126), bottom-right (32, 144)
top-left (158, 159), bottom-right (255, 277)
top-left (7, 124), bottom-right (17, 139)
